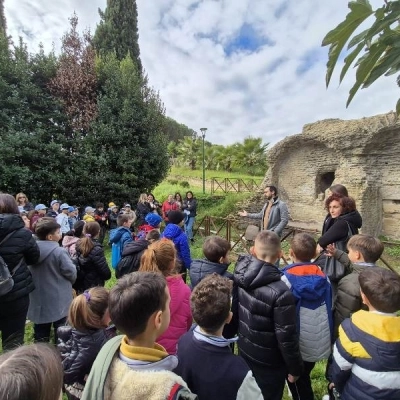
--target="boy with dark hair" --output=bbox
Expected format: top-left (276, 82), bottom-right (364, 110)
top-left (175, 274), bottom-right (262, 399)
top-left (234, 230), bottom-right (303, 400)
top-left (331, 267), bottom-right (400, 400)
top-left (190, 236), bottom-right (231, 288)
top-left (282, 233), bottom-right (332, 400)
top-left (109, 214), bottom-right (135, 269)
top-left (82, 272), bottom-right (196, 400)
top-left (325, 234), bottom-right (384, 336)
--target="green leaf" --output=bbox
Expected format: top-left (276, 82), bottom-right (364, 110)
top-left (322, 0), bottom-right (373, 87)
top-left (347, 42), bottom-right (386, 106)
top-left (340, 42), bottom-right (365, 83)
top-left (363, 47), bottom-right (400, 88)
top-left (347, 28), bottom-right (369, 49)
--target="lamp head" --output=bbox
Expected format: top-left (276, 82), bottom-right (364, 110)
top-left (200, 127), bottom-right (207, 138)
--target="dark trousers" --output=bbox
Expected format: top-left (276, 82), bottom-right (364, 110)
top-left (34, 316), bottom-right (67, 344)
top-left (0, 295), bottom-right (29, 351)
top-left (98, 225), bottom-right (107, 245)
top-left (244, 357), bottom-right (286, 400)
top-left (287, 361), bottom-right (316, 400)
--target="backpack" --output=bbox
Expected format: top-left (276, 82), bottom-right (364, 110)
top-left (0, 231), bottom-right (24, 297)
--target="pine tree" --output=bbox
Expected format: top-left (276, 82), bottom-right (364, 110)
top-left (0, 0), bottom-right (6, 37)
top-left (93, 0), bottom-right (142, 72)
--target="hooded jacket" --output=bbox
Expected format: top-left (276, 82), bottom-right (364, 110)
top-left (115, 240), bottom-right (149, 278)
top-left (234, 255), bottom-right (303, 376)
top-left (331, 310), bottom-right (400, 400)
top-left (76, 240), bottom-right (111, 291)
top-left (157, 275), bottom-right (192, 355)
top-left (282, 263), bottom-right (333, 362)
top-left (62, 235), bottom-right (80, 258)
top-left (189, 259), bottom-right (232, 288)
top-left (0, 214), bottom-right (40, 303)
top-left (162, 224), bottom-right (191, 270)
top-left (28, 241), bottom-right (76, 324)
top-left (318, 210), bottom-right (362, 248)
top-left (58, 325), bottom-right (117, 386)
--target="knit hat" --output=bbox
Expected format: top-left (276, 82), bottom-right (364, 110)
top-left (168, 211), bottom-right (185, 225)
top-left (60, 203), bottom-right (70, 210)
top-left (145, 213), bottom-right (163, 228)
top-left (35, 204), bottom-right (47, 211)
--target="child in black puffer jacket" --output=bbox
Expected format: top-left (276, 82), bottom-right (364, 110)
top-left (75, 222), bottom-right (111, 293)
top-left (58, 287), bottom-right (116, 400)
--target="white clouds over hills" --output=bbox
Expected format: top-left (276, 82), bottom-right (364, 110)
top-left (5, 0), bottom-right (398, 145)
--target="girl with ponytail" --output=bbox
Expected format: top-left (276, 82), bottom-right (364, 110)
top-left (139, 239), bottom-right (192, 354)
top-left (57, 287), bottom-right (116, 400)
top-left (75, 222), bottom-right (111, 293)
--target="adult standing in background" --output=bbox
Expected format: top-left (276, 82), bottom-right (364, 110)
top-left (0, 193), bottom-right (40, 350)
top-left (147, 193), bottom-right (161, 215)
top-left (239, 185), bottom-right (289, 237)
top-left (182, 191), bottom-right (197, 243)
top-left (162, 194), bottom-right (178, 224)
top-left (136, 194), bottom-right (151, 226)
top-left (15, 192), bottom-right (34, 212)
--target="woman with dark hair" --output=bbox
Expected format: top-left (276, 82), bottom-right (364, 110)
top-left (174, 192), bottom-right (183, 210)
top-left (15, 192), bottom-right (34, 212)
top-left (147, 193), bottom-right (161, 215)
top-left (0, 193), bottom-right (40, 350)
top-left (318, 193), bottom-right (362, 250)
top-left (182, 191), bottom-right (197, 243)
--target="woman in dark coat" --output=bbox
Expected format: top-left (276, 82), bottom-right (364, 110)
top-left (0, 193), bottom-right (40, 350)
top-left (75, 222), bottom-right (111, 293)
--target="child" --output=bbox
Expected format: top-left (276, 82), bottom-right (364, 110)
top-left (107, 204), bottom-right (119, 230)
top-left (162, 210), bottom-right (191, 281)
top-left (330, 267), bottom-right (400, 400)
top-left (325, 234), bottom-right (384, 337)
top-left (234, 230), bottom-right (303, 400)
top-left (0, 343), bottom-right (64, 400)
top-left (109, 213), bottom-right (135, 269)
top-left (28, 218), bottom-right (77, 343)
top-left (68, 206), bottom-right (78, 230)
top-left (94, 203), bottom-right (108, 245)
top-left (46, 199), bottom-right (60, 218)
top-left (58, 287), bottom-right (116, 400)
top-left (83, 207), bottom-right (96, 222)
top-left (175, 274), bottom-right (262, 399)
top-left (62, 220), bottom-right (85, 259)
top-left (282, 233), bottom-right (333, 400)
top-left (30, 203), bottom-right (47, 232)
top-left (136, 212), bottom-right (162, 240)
top-left (116, 229), bottom-right (160, 278)
top-left (56, 203), bottom-right (72, 236)
top-left (190, 236), bottom-right (232, 288)
top-left (139, 239), bottom-right (192, 355)
top-left (75, 221), bottom-right (111, 293)
top-left (81, 272), bottom-right (196, 400)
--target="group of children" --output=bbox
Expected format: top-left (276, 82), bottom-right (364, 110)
top-left (1, 219), bottom-right (399, 400)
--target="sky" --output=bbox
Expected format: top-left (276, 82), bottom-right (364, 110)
top-left (4, 0), bottom-right (398, 146)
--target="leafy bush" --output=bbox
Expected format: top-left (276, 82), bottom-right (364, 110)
top-left (180, 181), bottom-right (190, 188)
top-left (168, 179), bottom-right (178, 185)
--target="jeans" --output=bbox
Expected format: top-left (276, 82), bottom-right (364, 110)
top-left (287, 361), bottom-right (316, 400)
top-left (0, 295), bottom-right (30, 351)
top-left (185, 216), bottom-right (195, 240)
top-left (34, 316), bottom-right (67, 344)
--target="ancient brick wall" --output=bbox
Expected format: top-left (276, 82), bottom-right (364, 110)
top-left (260, 112), bottom-right (400, 239)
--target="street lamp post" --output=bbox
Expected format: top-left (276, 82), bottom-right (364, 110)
top-left (200, 128), bottom-right (207, 194)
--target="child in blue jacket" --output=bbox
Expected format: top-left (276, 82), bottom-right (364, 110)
top-left (109, 214), bottom-right (135, 268)
top-left (282, 233), bottom-right (333, 400)
top-left (162, 211), bottom-right (191, 282)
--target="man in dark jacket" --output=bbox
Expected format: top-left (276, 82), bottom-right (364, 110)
top-left (234, 230), bottom-right (303, 400)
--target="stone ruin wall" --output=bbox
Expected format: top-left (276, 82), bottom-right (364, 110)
top-left (263, 112), bottom-right (400, 239)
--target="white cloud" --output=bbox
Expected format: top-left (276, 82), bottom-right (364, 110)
top-left (4, 0), bottom-right (397, 146)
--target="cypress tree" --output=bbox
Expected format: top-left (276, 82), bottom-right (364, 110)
top-left (0, 0), bottom-right (6, 36)
top-left (93, 0), bottom-right (142, 72)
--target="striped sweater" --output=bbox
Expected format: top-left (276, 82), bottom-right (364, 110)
top-left (331, 310), bottom-right (400, 400)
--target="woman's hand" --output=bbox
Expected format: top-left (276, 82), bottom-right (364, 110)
top-left (325, 244), bottom-right (336, 257)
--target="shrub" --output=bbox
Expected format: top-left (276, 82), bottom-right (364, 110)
top-left (180, 181), bottom-right (190, 188)
top-left (168, 179), bottom-right (178, 185)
